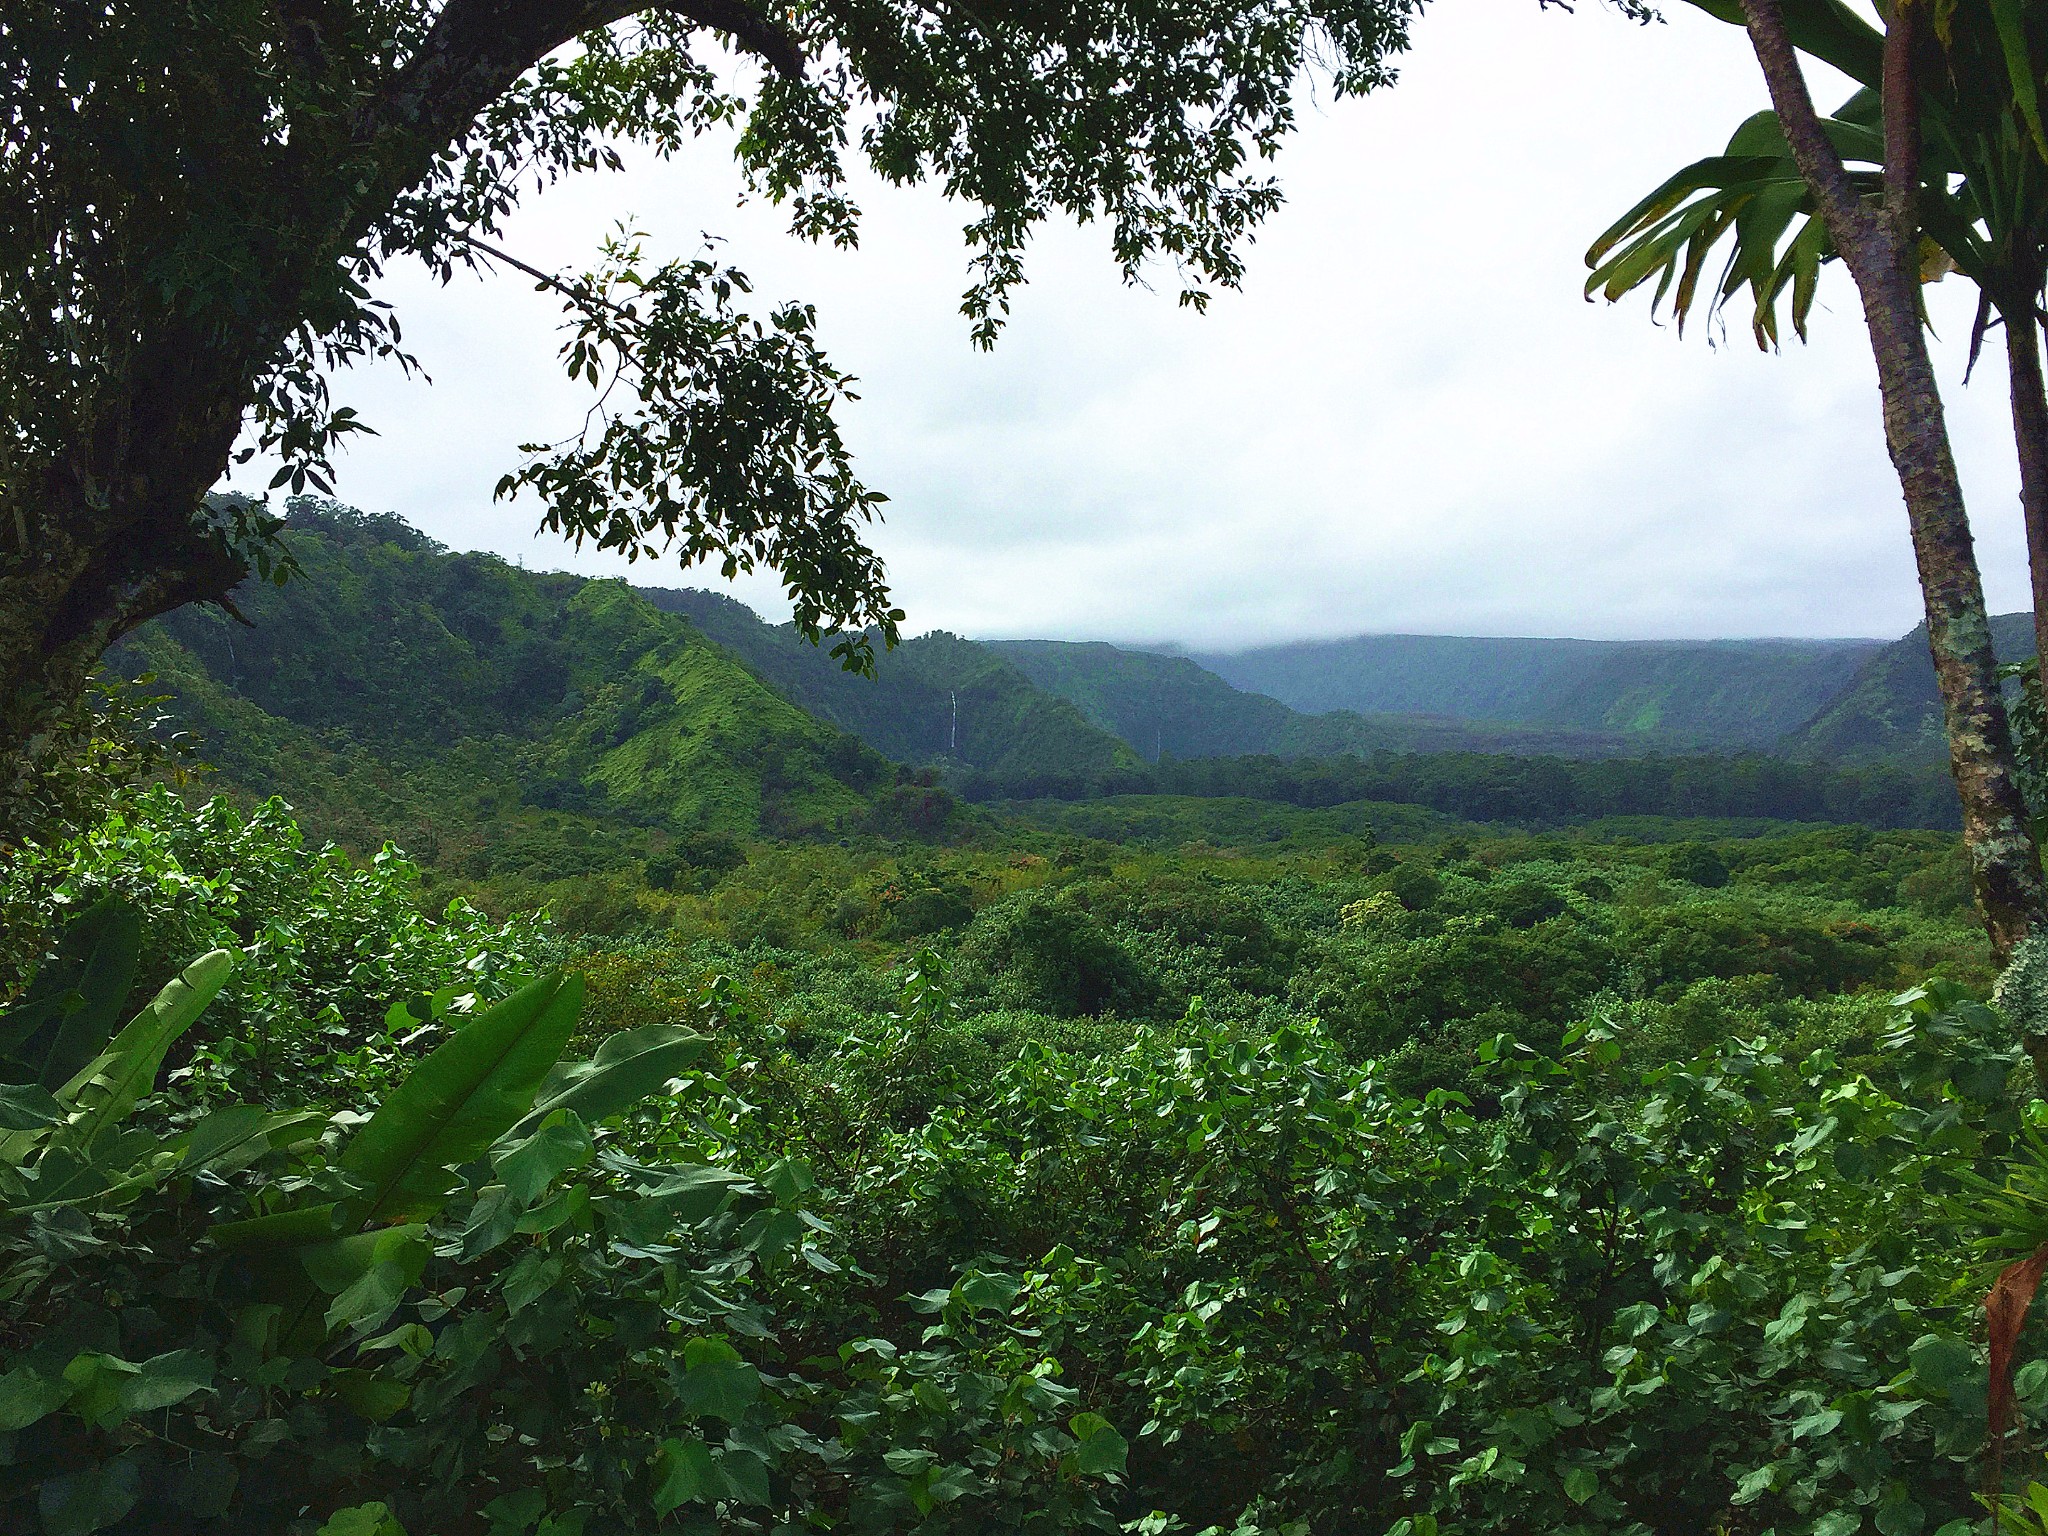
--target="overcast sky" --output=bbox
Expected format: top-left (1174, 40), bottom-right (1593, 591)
top-left (235, 0), bottom-right (2035, 649)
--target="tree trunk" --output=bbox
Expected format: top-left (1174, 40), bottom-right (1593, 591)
top-left (0, 337), bottom-right (257, 782)
top-left (1740, 0), bottom-right (2045, 958)
top-left (2006, 312), bottom-right (2048, 676)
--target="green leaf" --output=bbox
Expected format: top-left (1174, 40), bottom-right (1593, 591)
top-left (503, 1024), bottom-right (706, 1142)
top-left (481, 1489), bottom-right (548, 1535)
top-left (0, 1364), bottom-right (68, 1430)
top-left (1990, 0), bottom-right (2048, 162)
top-left (324, 1260), bottom-right (412, 1336)
top-left (1908, 1333), bottom-right (1974, 1394)
top-left (0, 1083), bottom-right (64, 1131)
top-left (180, 1107), bottom-right (325, 1178)
top-left (654, 1437), bottom-right (721, 1512)
top-left (674, 1336), bottom-right (761, 1420)
top-left (0, 896), bottom-right (140, 1087)
top-left (719, 1446), bottom-right (770, 1505)
top-left (338, 971), bottom-right (584, 1227)
top-left (494, 1109), bottom-right (592, 1205)
top-left (330, 1368), bottom-right (412, 1422)
top-left (209, 1201), bottom-right (344, 1252)
top-left (49, 949), bottom-right (234, 1151)
top-left (502, 1251), bottom-right (564, 1315)
top-left (1068, 1412), bottom-right (1129, 1476)
top-left (1874, 1480), bottom-right (1924, 1536)
top-left (635, 1163), bottom-right (755, 1223)
top-left (515, 1183), bottom-right (589, 1236)
top-left (1732, 1463), bottom-right (1778, 1505)
top-left (38, 1454), bottom-right (141, 1536)
top-left (461, 1184), bottom-right (521, 1260)
top-left (302, 1225), bottom-right (429, 1296)
top-left (61, 1352), bottom-right (140, 1429)
top-left (316, 1503), bottom-right (408, 1536)
top-left (1814, 1511), bottom-right (1863, 1536)
top-left (118, 1349), bottom-right (211, 1413)
top-left (1563, 1466), bottom-right (1598, 1505)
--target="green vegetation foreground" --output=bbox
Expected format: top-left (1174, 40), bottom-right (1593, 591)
top-left (9, 777), bottom-right (2048, 1534)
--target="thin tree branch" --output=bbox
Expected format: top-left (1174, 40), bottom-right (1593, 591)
top-left (451, 229), bottom-right (624, 320)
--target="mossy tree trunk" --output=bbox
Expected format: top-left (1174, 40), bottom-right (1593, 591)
top-left (1740, 0), bottom-right (2045, 956)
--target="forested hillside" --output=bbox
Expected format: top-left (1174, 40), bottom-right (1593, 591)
top-left (107, 504), bottom-right (953, 888)
top-left (993, 637), bottom-right (1772, 759)
top-left (1192, 632), bottom-right (1884, 746)
top-left (1784, 612), bottom-right (2039, 762)
top-left (637, 588), bottom-right (1140, 783)
top-left (107, 507), bottom-right (1966, 872)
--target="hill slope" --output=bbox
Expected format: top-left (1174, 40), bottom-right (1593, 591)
top-left (636, 589), bottom-right (1143, 787)
top-left (1783, 612), bottom-right (2038, 763)
top-left (110, 505), bottom-right (914, 863)
top-left (988, 638), bottom-right (1754, 761)
top-left (1189, 633), bottom-right (1884, 748)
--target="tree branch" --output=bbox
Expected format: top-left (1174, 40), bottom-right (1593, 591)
top-left (361, 0), bottom-right (803, 165)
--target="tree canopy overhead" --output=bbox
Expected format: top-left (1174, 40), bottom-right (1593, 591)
top-left (0, 0), bottom-right (1422, 765)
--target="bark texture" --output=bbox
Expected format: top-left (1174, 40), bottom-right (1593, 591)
top-left (2005, 315), bottom-right (2048, 677)
top-left (1741, 0), bottom-right (2045, 956)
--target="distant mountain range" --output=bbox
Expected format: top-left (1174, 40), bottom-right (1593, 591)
top-left (103, 504), bottom-right (2020, 855)
top-left (1180, 633), bottom-right (1887, 749)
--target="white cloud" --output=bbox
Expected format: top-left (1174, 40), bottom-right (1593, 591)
top-left (234, 0), bottom-right (2031, 648)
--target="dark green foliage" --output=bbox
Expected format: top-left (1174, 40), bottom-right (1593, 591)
top-left (1003, 748), bottom-right (1960, 830)
top-left (0, 673), bottom-right (202, 853)
top-left (1665, 840), bottom-right (1732, 887)
top-left (0, 908), bottom-right (1135, 1536)
top-left (0, 788), bottom-right (549, 1096)
top-left (0, 774), bottom-right (2027, 1536)
top-left (1378, 859), bottom-right (1444, 910)
top-left (954, 890), bottom-right (1155, 1018)
top-left (645, 832), bottom-right (746, 893)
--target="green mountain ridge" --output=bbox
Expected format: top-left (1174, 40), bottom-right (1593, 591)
top-left (987, 638), bottom-right (1712, 761)
top-left (104, 505), bottom-right (1989, 868)
top-left (1185, 632), bottom-right (1887, 747)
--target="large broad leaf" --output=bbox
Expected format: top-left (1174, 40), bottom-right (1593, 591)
top-left (1680, 0), bottom-right (1882, 85)
top-left (50, 950), bottom-right (234, 1153)
top-left (0, 897), bottom-right (141, 1086)
top-left (336, 971), bottom-right (584, 1228)
top-left (500, 1023), bottom-right (707, 1144)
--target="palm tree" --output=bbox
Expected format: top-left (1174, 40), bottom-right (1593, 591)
top-left (1587, 0), bottom-right (2048, 956)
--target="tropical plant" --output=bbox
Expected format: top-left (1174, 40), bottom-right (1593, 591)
top-left (1587, 0), bottom-right (2048, 680)
top-left (1587, 0), bottom-right (2048, 956)
top-left (0, 899), bottom-right (1137, 1534)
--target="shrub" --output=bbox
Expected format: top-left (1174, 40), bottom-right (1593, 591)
top-left (953, 890), bottom-right (1154, 1018)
